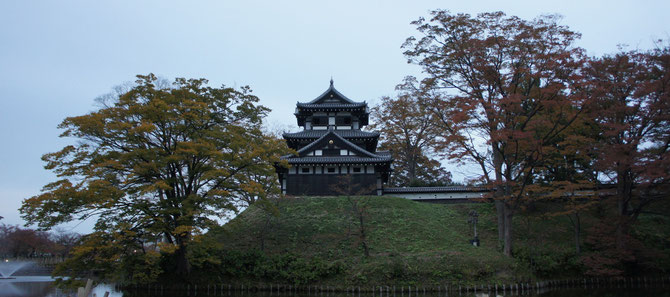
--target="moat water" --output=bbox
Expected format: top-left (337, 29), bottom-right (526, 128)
top-left (1, 280), bottom-right (668, 297)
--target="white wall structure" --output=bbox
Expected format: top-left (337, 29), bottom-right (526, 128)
top-left (383, 186), bottom-right (489, 203)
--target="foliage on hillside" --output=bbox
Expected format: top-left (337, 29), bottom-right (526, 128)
top-left (204, 196), bottom-right (516, 285)
top-left (197, 196), bottom-right (670, 286)
top-left (204, 196), bottom-right (518, 286)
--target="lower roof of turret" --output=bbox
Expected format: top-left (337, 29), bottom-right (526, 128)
top-left (283, 155), bottom-right (392, 165)
top-left (280, 130), bottom-right (392, 166)
top-left (283, 129), bottom-right (379, 140)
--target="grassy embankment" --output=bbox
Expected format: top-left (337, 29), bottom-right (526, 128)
top-left (200, 196), bottom-right (669, 287)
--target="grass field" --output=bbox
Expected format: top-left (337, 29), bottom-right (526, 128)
top-left (203, 195), bottom-right (669, 286)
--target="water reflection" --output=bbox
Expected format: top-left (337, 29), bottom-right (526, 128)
top-left (0, 278), bottom-right (122, 297)
top-left (1, 281), bottom-right (667, 297)
top-left (0, 278), bottom-right (58, 297)
top-left (0, 281), bottom-right (52, 297)
top-left (118, 287), bottom-right (670, 297)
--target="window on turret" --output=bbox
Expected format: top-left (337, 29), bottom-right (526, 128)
top-left (323, 149), bottom-right (339, 156)
top-left (336, 116), bottom-right (352, 126)
top-left (312, 116), bottom-right (328, 126)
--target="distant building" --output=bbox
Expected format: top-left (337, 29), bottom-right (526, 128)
top-left (277, 80), bottom-right (392, 196)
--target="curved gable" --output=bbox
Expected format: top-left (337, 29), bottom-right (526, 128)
top-left (296, 130), bottom-right (379, 158)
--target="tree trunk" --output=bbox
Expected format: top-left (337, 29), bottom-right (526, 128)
top-left (573, 213), bottom-right (581, 255)
top-left (359, 210), bottom-right (370, 257)
top-left (503, 202), bottom-right (514, 257)
top-left (616, 169), bottom-right (632, 216)
top-left (175, 234), bottom-right (191, 280)
top-left (495, 201), bottom-right (505, 245)
top-left (408, 151), bottom-right (417, 185)
top-left (492, 142), bottom-right (506, 246)
top-left (615, 169), bottom-right (632, 250)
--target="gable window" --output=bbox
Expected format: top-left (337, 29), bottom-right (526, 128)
top-left (336, 116), bottom-right (352, 126)
top-left (311, 116), bottom-right (328, 126)
top-left (323, 149), bottom-right (339, 156)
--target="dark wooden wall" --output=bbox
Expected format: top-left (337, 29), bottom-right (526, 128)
top-left (285, 174), bottom-right (377, 196)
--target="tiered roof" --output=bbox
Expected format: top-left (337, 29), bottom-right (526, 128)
top-left (283, 130), bottom-right (380, 151)
top-left (281, 81), bottom-right (391, 168)
top-left (283, 129), bottom-right (379, 139)
top-left (283, 130), bottom-right (391, 165)
top-left (277, 80), bottom-right (393, 196)
top-left (294, 80), bottom-right (369, 126)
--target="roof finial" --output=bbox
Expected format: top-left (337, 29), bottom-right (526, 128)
top-left (330, 76), bottom-right (334, 86)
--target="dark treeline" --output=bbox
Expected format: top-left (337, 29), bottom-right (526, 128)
top-left (0, 223), bottom-right (80, 259)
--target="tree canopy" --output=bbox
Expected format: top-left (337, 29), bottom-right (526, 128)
top-left (370, 92), bottom-right (452, 187)
top-left (403, 10), bottom-right (587, 256)
top-left (20, 74), bottom-right (291, 282)
top-left (586, 47), bottom-right (670, 250)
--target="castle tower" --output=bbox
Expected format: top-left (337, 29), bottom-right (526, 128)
top-left (277, 80), bottom-right (392, 196)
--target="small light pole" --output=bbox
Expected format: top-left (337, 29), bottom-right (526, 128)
top-left (468, 210), bottom-right (480, 246)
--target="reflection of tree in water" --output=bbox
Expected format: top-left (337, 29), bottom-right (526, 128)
top-left (118, 287), bottom-right (670, 297)
top-left (0, 281), bottom-right (55, 297)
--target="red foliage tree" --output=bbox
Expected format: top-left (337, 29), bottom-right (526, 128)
top-left (403, 10), bottom-right (587, 256)
top-left (586, 46), bottom-right (670, 249)
top-left (370, 93), bottom-right (452, 187)
top-left (0, 224), bottom-right (54, 258)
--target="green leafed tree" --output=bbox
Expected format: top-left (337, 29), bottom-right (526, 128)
top-left (20, 74), bottom-right (291, 282)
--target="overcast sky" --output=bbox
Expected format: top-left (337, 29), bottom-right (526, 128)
top-left (1, 0), bottom-right (668, 233)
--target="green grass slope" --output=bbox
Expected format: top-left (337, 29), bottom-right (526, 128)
top-left (207, 196), bottom-right (519, 285)
top-left (203, 196), bottom-right (670, 286)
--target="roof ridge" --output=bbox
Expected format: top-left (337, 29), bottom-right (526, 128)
top-left (292, 130), bottom-right (384, 158)
top-left (383, 186), bottom-right (487, 193)
top-left (282, 156), bottom-right (392, 163)
top-left (283, 130), bottom-right (380, 138)
top-left (330, 131), bottom-right (379, 158)
top-left (303, 82), bottom-right (359, 105)
top-left (297, 102), bottom-right (365, 106)
top-left (295, 130), bottom-right (333, 154)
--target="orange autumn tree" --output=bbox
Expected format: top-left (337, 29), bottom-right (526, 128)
top-left (21, 74), bottom-right (290, 283)
top-left (403, 11), bottom-right (587, 256)
top-left (581, 46), bottom-right (670, 274)
top-left (370, 92), bottom-right (452, 187)
top-left (588, 47), bottom-right (670, 230)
